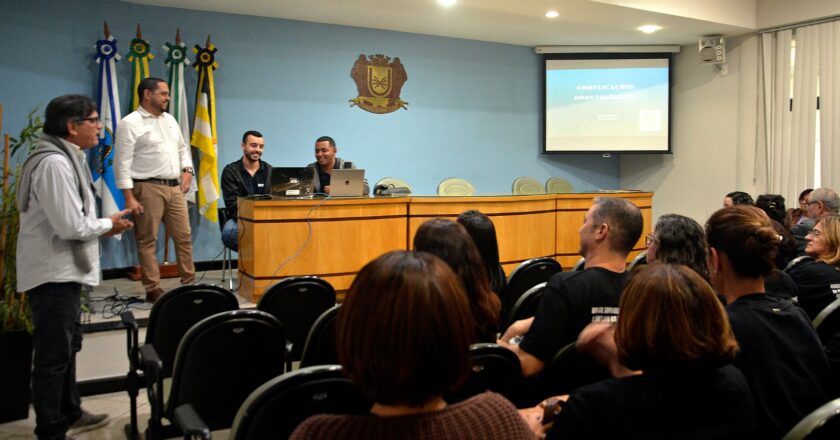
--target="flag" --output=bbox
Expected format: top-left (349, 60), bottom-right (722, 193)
top-left (191, 41), bottom-right (220, 222)
top-left (91, 33), bottom-right (125, 220)
top-left (164, 37), bottom-right (197, 203)
top-left (126, 31), bottom-right (154, 112)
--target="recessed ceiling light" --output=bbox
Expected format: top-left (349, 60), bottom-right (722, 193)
top-left (545, 10), bottom-right (560, 18)
top-left (438, 0), bottom-right (457, 7)
top-left (638, 25), bottom-right (662, 34)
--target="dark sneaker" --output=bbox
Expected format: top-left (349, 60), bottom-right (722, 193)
top-left (146, 287), bottom-right (165, 303)
top-left (67, 410), bottom-right (108, 436)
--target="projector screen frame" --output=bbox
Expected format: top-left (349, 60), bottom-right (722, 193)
top-left (541, 52), bottom-right (674, 155)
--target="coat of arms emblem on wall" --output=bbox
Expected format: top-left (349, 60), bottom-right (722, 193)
top-left (350, 54), bottom-right (408, 114)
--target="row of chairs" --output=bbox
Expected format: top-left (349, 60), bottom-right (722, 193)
top-left (119, 278), bottom-right (529, 439)
top-left (367, 176), bottom-right (575, 197)
top-left (120, 276), bottom-right (337, 439)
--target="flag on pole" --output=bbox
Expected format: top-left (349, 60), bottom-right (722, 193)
top-left (126, 24), bottom-right (153, 112)
top-left (164, 30), bottom-right (197, 203)
top-left (191, 38), bottom-right (220, 222)
top-left (91, 24), bottom-right (125, 221)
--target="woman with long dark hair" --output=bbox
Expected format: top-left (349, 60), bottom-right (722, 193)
top-left (457, 210), bottom-right (506, 295)
top-left (414, 218), bottom-right (502, 342)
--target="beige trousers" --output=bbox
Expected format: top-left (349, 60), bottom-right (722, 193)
top-left (132, 182), bottom-right (195, 292)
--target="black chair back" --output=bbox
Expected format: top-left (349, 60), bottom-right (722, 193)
top-left (501, 257), bottom-right (561, 319)
top-left (813, 298), bottom-right (840, 343)
top-left (572, 257), bottom-right (586, 271)
top-left (782, 397), bottom-right (840, 440)
top-left (230, 365), bottom-right (371, 440)
top-left (145, 284), bottom-right (239, 376)
top-left (258, 276), bottom-right (336, 363)
top-left (300, 304), bottom-right (342, 368)
top-left (450, 343), bottom-right (522, 403)
top-left (165, 310), bottom-right (287, 431)
top-left (503, 282), bottom-right (547, 332)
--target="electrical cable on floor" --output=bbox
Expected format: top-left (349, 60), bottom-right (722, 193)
top-left (84, 287), bottom-right (152, 321)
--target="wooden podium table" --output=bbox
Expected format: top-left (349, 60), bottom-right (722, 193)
top-left (237, 192), bottom-right (652, 302)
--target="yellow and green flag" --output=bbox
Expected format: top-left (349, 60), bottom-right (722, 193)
top-left (126, 27), bottom-right (153, 112)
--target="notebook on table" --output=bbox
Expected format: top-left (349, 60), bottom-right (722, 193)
top-left (269, 167), bottom-right (316, 198)
top-left (329, 169), bottom-right (365, 197)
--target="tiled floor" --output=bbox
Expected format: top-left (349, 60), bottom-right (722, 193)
top-left (0, 269), bottom-right (247, 440)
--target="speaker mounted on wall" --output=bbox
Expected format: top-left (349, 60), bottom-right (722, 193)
top-left (699, 36), bottom-right (725, 64)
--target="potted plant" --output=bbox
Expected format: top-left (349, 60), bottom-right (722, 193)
top-left (0, 107), bottom-right (42, 423)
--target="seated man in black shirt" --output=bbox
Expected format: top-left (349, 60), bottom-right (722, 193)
top-left (499, 197), bottom-right (643, 377)
top-left (220, 130), bottom-right (272, 251)
top-left (307, 135), bottom-right (369, 195)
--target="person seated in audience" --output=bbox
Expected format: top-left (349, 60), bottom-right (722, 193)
top-left (414, 218), bottom-right (501, 342)
top-left (521, 264), bottom-right (756, 439)
top-left (290, 251), bottom-right (534, 440)
top-left (499, 197), bottom-right (643, 377)
top-left (644, 214), bottom-right (708, 280)
top-left (789, 188), bottom-right (813, 226)
top-left (723, 191), bottom-right (754, 207)
top-left (706, 205), bottom-right (833, 439)
top-left (755, 194), bottom-right (790, 228)
top-left (791, 187), bottom-right (839, 253)
top-left (787, 214), bottom-right (840, 319)
top-left (457, 210), bottom-right (507, 295)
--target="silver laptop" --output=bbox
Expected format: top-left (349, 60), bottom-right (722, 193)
top-left (330, 169), bottom-right (365, 197)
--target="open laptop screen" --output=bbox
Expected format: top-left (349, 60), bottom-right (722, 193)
top-left (269, 167), bottom-right (316, 197)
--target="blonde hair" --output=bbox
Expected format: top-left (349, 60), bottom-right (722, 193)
top-left (815, 215), bottom-right (840, 266)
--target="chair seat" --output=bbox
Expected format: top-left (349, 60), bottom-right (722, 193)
top-left (546, 177), bottom-right (574, 193)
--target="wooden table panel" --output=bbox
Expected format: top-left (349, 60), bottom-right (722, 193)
top-left (237, 192), bottom-right (652, 302)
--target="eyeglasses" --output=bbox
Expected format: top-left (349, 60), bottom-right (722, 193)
top-left (76, 117), bottom-right (101, 124)
top-left (803, 201), bottom-right (821, 207)
top-left (645, 233), bottom-right (657, 246)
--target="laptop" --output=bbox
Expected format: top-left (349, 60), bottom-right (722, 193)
top-left (269, 167), bottom-right (316, 198)
top-left (330, 169), bottom-right (365, 197)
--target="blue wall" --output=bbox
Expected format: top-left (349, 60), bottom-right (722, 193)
top-left (1, 0), bottom-right (620, 269)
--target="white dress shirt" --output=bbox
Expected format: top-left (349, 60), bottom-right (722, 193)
top-left (17, 148), bottom-right (113, 291)
top-left (114, 106), bottom-right (192, 189)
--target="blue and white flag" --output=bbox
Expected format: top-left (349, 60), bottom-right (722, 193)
top-left (92, 34), bottom-right (125, 218)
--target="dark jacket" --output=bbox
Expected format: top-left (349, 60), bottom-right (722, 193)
top-left (221, 158), bottom-right (272, 218)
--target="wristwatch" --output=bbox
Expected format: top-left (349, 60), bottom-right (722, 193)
top-left (182, 167), bottom-right (195, 176)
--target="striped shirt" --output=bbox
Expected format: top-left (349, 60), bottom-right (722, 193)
top-left (16, 148), bottom-right (112, 291)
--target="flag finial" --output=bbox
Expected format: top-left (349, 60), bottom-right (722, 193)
top-left (104, 21), bottom-right (111, 39)
top-left (175, 28), bottom-right (181, 45)
top-left (205, 34), bottom-right (211, 46)
top-left (136, 23), bottom-right (142, 38)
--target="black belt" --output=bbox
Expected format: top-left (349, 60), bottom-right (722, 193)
top-left (134, 178), bottom-right (179, 186)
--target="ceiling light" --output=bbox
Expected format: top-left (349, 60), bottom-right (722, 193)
top-left (545, 10), bottom-right (560, 18)
top-left (638, 25), bottom-right (662, 34)
top-left (438, 0), bottom-right (456, 7)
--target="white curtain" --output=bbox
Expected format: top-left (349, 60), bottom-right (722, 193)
top-left (758, 30), bottom-right (795, 200)
top-left (819, 21), bottom-right (840, 188)
top-left (758, 20), bottom-right (840, 200)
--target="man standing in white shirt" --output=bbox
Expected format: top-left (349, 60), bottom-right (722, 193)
top-left (115, 77), bottom-right (195, 302)
top-left (17, 94), bottom-right (133, 440)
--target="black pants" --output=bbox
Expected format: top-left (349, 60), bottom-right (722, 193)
top-left (28, 282), bottom-right (83, 440)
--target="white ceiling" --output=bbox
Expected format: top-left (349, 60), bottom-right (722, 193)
top-left (124, 0), bottom-right (762, 47)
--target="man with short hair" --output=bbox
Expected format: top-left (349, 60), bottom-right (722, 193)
top-left (115, 77), bottom-right (195, 302)
top-left (308, 135), bottom-right (369, 195)
top-left (792, 187), bottom-right (839, 253)
top-left (17, 94), bottom-right (134, 440)
top-left (220, 130), bottom-right (272, 250)
top-left (499, 197), bottom-right (643, 377)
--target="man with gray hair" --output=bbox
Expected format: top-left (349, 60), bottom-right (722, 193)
top-left (17, 94), bottom-right (133, 439)
top-left (499, 197), bottom-right (643, 377)
top-left (792, 187), bottom-right (840, 253)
